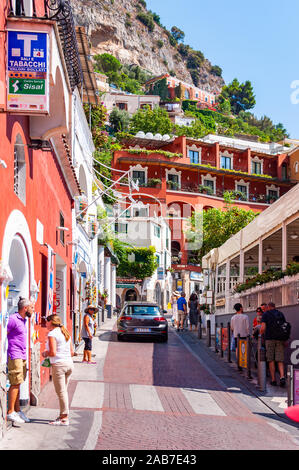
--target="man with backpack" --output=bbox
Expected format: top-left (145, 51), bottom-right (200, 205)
top-left (260, 302), bottom-right (291, 387)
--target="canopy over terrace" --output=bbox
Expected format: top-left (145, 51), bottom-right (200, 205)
top-left (202, 182), bottom-right (299, 269)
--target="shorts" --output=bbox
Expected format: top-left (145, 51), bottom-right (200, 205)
top-left (8, 358), bottom-right (27, 386)
top-left (265, 340), bottom-right (285, 362)
top-left (83, 337), bottom-right (92, 351)
top-left (177, 310), bottom-right (186, 323)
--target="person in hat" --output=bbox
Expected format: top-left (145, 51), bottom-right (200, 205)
top-left (81, 305), bottom-right (98, 364)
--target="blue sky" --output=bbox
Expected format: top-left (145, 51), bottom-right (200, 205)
top-left (146, 0), bottom-right (299, 138)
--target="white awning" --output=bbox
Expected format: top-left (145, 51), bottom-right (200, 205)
top-left (203, 183), bottom-right (299, 266)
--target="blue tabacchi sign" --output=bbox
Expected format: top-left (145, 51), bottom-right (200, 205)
top-left (7, 30), bottom-right (48, 73)
top-left (7, 30), bottom-right (49, 113)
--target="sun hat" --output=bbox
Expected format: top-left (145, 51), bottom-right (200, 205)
top-left (285, 405), bottom-right (299, 422)
top-left (173, 291), bottom-right (180, 296)
top-left (84, 304), bottom-right (99, 313)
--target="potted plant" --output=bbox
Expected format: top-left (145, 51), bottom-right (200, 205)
top-left (147, 178), bottom-right (162, 188)
top-left (167, 180), bottom-right (179, 190)
top-left (231, 190), bottom-right (247, 201)
top-left (198, 184), bottom-right (213, 195)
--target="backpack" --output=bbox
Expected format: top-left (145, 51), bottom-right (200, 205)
top-left (268, 310), bottom-right (291, 341)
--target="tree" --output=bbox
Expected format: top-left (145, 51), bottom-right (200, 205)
top-left (129, 106), bottom-right (173, 135)
top-left (109, 107), bottom-right (131, 133)
top-left (171, 26), bottom-right (185, 43)
top-left (186, 194), bottom-right (258, 261)
top-left (150, 77), bottom-right (169, 100)
top-left (217, 98), bottom-right (231, 115)
top-left (94, 53), bottom-right (122, 75)
top-left (219, 78), bottom-right (256, 115)
top-left (210, 65), bottom-right (222, 77)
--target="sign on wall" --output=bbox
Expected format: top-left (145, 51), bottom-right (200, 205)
top-left (7, 30), bottom-right (49, 113)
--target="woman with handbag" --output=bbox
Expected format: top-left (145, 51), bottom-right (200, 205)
top-left (42, 315), bottom-right (74, 426)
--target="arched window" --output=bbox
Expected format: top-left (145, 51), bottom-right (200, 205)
top-left (14, 134), bottom-right (26, 205)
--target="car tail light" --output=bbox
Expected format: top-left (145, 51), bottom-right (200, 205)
top-left (119, 316), bottom-right (132, 321)
top-left (153, 317), bottom-right (166, 322)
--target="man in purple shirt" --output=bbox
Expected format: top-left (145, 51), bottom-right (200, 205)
top-left (7, 297), bottom-right (34, 425)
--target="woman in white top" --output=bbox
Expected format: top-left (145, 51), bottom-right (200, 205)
top-left (42, 314), bottom-right (74, 426)
top-left (171, 291), bottom-right (180, 329)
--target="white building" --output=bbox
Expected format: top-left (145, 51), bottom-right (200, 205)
top-left (113, 202), bottom-right (172, 309)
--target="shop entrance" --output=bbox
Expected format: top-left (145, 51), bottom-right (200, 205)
top-left (125, 289), bottom-right (137, 301)
top-left (6, 235), bottom-right (30, 405)
top-left (55, 255), bottom-right (67, 326)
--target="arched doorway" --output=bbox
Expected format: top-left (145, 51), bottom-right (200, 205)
top-left (6, 235), bottom-right (30, 406)
top-left (125, 289), bottom-right (137, 301)
top-left (154, 282), bottom-right (162, 306)
top-left (1, 210), bottom-right (34, 408)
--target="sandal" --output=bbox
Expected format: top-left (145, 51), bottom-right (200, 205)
top-left (49, 417), bottom-right (69, 426)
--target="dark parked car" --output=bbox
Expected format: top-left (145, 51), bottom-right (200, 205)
top-left (117, 301), bottom-right (168, 342)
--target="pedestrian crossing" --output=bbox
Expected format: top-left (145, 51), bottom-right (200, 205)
top-left (70, 382), bottom-right (228, 417)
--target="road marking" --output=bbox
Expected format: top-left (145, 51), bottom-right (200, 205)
top-left (83, 411), bottom-right (103, 450)
top-left (181, 388), bottom-right (226, 416)
top-left (271, 397), bottom-right (288, 409)
top-left (71, 381), bottom-right (105, 409)
top-left (130, 384), bottom-right (164, 412)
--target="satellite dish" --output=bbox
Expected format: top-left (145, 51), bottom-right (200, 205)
top-left (136, 131), bottom-right (145, 138)
top-left (162, 134), bottom-right (170, 140)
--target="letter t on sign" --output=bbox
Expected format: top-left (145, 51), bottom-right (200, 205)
top-left (17, 34), bottom-right (38, 56)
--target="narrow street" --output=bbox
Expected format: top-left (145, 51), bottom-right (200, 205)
top-left (1, 317), bottom-right (299, 451)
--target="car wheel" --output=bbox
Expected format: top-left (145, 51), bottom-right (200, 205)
top-left (160, 334), bottom-right (168, 343)
top-left (117, 334), bottom-right (124, 341)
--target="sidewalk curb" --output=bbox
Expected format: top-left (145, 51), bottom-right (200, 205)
top-left (172, 326), bottom-right (295, 424)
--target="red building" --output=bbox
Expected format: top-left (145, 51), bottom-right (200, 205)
top-left (145, 73), bottom-right (217, 110)
top-left (0, 0), bottom-right (83, 433)
top-left (112, 132), bottom-right (294, 296)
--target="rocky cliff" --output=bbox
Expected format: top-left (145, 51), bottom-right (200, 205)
top-left (71, 0), bottom-right (225, 94)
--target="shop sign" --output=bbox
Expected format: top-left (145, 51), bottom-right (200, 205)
top-left (221, 328), bottom-right (228, 351)
top-left (238, 338), bottom-right (248, 368)
top-left (7, 30), bottom-right (49, 113)
top-left (190, 271), bottom-right (203, 281)
top-left (177, 279), bottom-right (183, 291)
top-left (116, 284), bottom-right (135, 289)
top-left (157, 267), bottom-right (164, 280)
top-left (294, 369), bottom-right (299, 405)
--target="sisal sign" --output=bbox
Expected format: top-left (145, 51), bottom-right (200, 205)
top-left (7, 30), bottom-right (49, 113)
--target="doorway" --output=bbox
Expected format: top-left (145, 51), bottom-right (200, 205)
top-left (125, 289), bottom-right (137, 301)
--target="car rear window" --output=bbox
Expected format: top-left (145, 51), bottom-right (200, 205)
top-left (126, 305), bottom-right (160, 315)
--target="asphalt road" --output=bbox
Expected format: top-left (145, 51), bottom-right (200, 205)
top-left (1, 318), bottom-right (299, 451)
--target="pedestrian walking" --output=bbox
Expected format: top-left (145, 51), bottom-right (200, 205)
top-left (81, 305), bottom-right (98, 363)
top-left (177, 292), bottom-right (187, 331)
top-left (6, 297), bottom-right (34, 424)
top-left (171, 291), bottom-right (180, 328)
top-left (260, 302), bottom-right (290, 387)
top-left (230, 303), bottom-right (249, 369)
top-left (188, 292), bottom-right (199, 331)
top-left (42, 314), bottom-right (74, 426)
